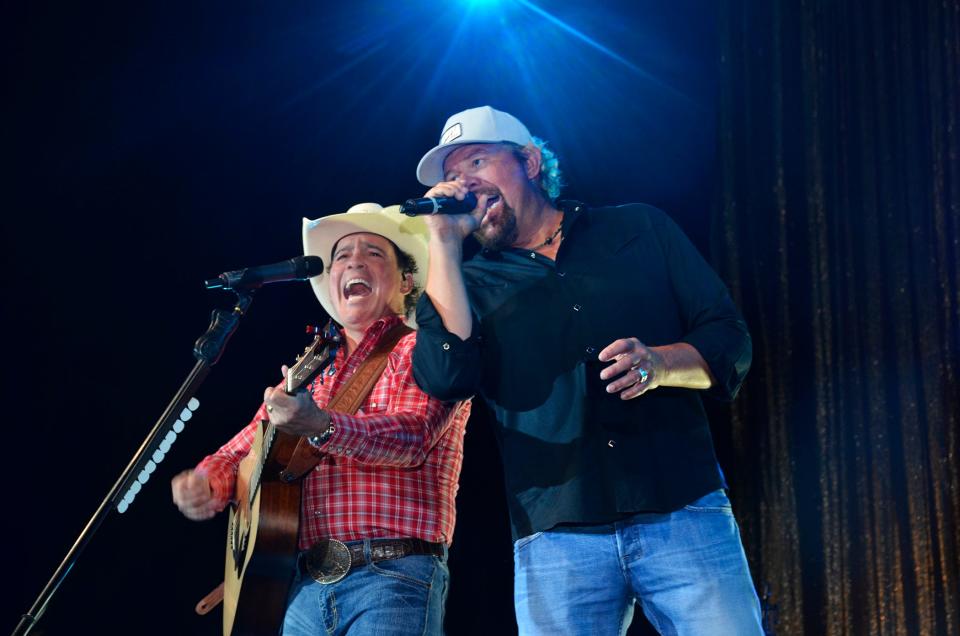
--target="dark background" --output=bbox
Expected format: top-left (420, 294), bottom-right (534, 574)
top-left (3, 2), bottom-right (721, 634)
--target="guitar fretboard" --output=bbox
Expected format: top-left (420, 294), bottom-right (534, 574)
top-left (247, 423), bottom-right (276, 508)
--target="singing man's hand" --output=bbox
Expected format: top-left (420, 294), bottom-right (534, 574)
top-left (597, 337), bottom-right (667, 400)
top-left (421, 182), bottom-right (485, 242)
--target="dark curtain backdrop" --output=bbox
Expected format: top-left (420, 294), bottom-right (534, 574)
top-left (715, 0), bottom-right (960, 634)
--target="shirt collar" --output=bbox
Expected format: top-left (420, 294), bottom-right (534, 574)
top-left (357, 314), bottom-right (404, 340)
top-left (334, 313), bottom-right (404, 343)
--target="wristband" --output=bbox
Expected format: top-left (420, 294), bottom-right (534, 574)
top-left (307, 425), bottom-right (335, 447)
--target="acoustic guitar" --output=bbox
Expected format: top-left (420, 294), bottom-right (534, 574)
top-left (222, 329), bottom-right (339, 636)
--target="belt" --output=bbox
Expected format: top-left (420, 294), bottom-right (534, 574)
top-left (299, 538), bottom-right (445, 584)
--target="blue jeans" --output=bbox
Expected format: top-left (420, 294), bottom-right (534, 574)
top-left (513, 489), bottom-right (763, 636)
top-left (283, 539), bottom-right (449, 636)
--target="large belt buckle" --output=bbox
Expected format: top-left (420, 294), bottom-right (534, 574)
top-left (305, 539), bottom-right (352, 584)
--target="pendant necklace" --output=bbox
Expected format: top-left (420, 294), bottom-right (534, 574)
top-left (531, 218), bottom-right (563, 251)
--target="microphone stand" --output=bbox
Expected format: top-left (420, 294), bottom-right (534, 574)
top-left (12, 290), bottom-right (255, 636)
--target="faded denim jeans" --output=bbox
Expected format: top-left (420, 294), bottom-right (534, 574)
top-left (513, 489), bottom-right (763, 636)
top-left (283, 539), bottom-right (449, 636)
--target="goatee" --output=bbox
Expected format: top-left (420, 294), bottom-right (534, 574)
top-left (473, 203), bottom-right (519, 251)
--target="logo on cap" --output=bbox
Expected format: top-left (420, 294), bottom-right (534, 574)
top-left (440, 123), bottom-right (463, 145)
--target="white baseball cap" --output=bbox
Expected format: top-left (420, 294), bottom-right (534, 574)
top-left (302, 203), bottom-right (428, 328)
top-left (416, 106), bottom-right (533, 186)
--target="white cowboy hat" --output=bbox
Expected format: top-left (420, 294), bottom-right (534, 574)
top-left (302, 203), bottom-right (428, 328)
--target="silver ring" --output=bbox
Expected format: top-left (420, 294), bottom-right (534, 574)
top-left (635, 367), bottom-right (649, 384)
top-left (266, 404), bottom-right (274, 413)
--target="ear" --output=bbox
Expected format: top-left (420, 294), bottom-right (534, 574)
top-left (522, 143), bottom-right (543, 181)
top-left (399, 272), bottom-right (415, 295)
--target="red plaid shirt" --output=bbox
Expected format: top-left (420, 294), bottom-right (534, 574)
top-left (196, 315), bottom-right (470, 549)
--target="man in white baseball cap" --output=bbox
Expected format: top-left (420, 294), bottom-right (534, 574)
top-left (173, 203), bottom-right (470, 636)
top-left (410, 106), bottom-right (764, 635)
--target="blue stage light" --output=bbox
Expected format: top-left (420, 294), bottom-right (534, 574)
top-left (281, 0), bottom-right (713, 196)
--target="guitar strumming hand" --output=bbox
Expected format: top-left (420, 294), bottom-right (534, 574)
top-left (171, 470), bottom-right (217, 521)
top-left (262, 365), bottom-right (333, 438)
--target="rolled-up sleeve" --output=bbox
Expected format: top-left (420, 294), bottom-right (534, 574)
top-left (655, 211), bottom-right (752, 401)
top-left (412, 293), bottom-right (483, 402)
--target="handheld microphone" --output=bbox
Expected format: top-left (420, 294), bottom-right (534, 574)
top-left (204, 255), bottom-right (325, 290)
top-left (400, 192), bottom-right (478, 216)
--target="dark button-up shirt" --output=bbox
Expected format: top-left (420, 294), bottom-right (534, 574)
top-left (413, 202), bottom-right (751, 540)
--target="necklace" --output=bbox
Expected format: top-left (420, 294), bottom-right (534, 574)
top-left (530, 218), bottom-right (563, 251)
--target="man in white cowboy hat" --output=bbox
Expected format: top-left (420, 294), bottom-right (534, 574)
top-left (410, 106), bottom-right (763, 635)
top-left (172, 203), bottom-right (470, 636)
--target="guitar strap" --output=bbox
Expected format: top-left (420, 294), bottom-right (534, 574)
top-left (278, 321), bottom-right (413, 482)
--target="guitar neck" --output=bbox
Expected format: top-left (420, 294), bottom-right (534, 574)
top-left (247, 330), bottom-right (339, 503)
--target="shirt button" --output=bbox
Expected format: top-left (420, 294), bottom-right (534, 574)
top-left (442, 342), bottom-right (451, 351)
top-left (608, 439), bottom-right (617, 448)
top-left (557, 271), bottom-right (566, 277)
top-left (573, 304), bottom-right (582, 312)
top-left (585, 346), bottom-right (596, 355)
top-left (529, 252), bottom-right (537, 259)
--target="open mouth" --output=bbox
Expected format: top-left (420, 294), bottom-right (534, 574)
top-left (343, 278), bottom-right (372, 299)
top-left (482, 194), bottom-right (502, 215)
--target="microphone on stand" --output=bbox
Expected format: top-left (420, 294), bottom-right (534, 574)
top-left (400, 192), bottom-right (478, 216)
top-left (204, 255), bottom-right (324, 291)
